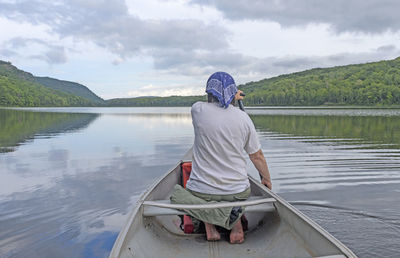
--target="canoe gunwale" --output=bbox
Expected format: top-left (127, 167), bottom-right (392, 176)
top-left (109, 160), bottom-right (183, 258)
top-left (248, 176), bottom-right (357, 258)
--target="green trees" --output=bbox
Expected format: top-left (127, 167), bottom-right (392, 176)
top-left (0, 61), bottom-right (101, 107)
top-left (241, 57), bottom-right (400, 106)
top-left (35, 76), bottom-right (104, 104)
top-left (0, 74), bottom-right (95, 106)
top-left (106, 95), bottom-right (206, 107)
top-left (2, 57), bottom-right (400, 107)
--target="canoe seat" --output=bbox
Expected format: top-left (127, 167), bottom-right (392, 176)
top-left (143, 196), bottom-right (276, 217)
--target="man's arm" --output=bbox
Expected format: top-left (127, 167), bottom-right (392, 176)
top-left (249, 149), bottom-right (272, 190)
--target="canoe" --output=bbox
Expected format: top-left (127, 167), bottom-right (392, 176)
top-left (110, 149), bottom-right (357, 258)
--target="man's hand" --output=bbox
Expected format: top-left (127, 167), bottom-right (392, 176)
top-left (249, 149), bottom-right (272, 190)
top-left (261, 178), bottom-right (272, 190)
top-left (235, 90), bottom-right (244, 101)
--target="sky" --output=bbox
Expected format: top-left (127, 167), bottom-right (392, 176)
top-left (1, 0), bottom-right (400, 100)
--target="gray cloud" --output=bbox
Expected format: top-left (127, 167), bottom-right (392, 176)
top-left (377, 44), bottom-right (396, 52)
top-left (150, 44), bottom-right (400, 83)
top-left (0, 0), bottom-right (228, 62)
top-left (257, 45), bottom-right (400, 80)
top-left (190, 0), bottom-right (400, 33)
top-left (1, 0), bottom-right (399, 81)
top-left (2, 37), bottom-right (67, 64)
top-left (44, 45), bottom-right (67, 64)
top-left (0, 49), bottom-right (18, 58)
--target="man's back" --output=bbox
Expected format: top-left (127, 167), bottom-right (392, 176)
top-left (174, 71), bottom-right (271, 243)
top-left (186, 101), bottom-right (261, 195)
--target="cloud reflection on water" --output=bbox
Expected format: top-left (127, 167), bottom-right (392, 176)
top-left (1, 107), bottom-right (400, 257)
top-left (0, 108), bottom-right (194, 257)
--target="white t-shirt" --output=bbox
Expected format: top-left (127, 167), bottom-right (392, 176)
top-left (186, 102), bottom-right (261, 195)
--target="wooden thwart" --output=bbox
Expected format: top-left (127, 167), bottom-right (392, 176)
top-left (143, 196), bottom-right (276, 216)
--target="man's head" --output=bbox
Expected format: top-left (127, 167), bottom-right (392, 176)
top-left (206, 72), bottom-right (238, 108)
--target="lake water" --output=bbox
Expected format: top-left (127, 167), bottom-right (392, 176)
top-left (0, 107), bottom-right (399, 258)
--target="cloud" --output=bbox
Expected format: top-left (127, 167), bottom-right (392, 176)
top-left (1, 0), bottom-right (400, 97)
top-left (44, 45), bottom-right (67, 64)
top-left (0, 0), bottom-right (229, 62)
top-left (151, 48), bottom-right (259, 76)
top-left (148, 44), bottom-right (400, 84)
top-left (377, 44), bottom-right (396, 52)
top-left (2, 37), bottom-right (67, 64)
top-left (127, 83), bottom-right (204, 97)
top-left (190, 0), bottom-right (400, 33)
top-left (0, 48), bottom-right (18, 58)
top-left (262, 44), bottom-right (400, 78)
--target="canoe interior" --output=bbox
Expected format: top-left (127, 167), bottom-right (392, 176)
top-left (111, 161), bottom-right (356, 258)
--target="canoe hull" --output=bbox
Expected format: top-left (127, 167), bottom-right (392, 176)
top-left (110, 153), bottom-right (357, 258)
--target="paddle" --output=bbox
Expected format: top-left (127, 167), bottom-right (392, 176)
top-left (237, 93), bottom-right (271, 189)
top-left (238, 92), bottom-right (245, 111)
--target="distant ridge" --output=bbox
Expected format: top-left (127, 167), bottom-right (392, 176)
top-left (0, 60), bottom-right (104, 107)
top-left (106, 95), bottom-right (204, 107)
top-left (106, 57), bottom-right (400, 107)
top-left (34, 76), bottom-right (104, 104)
top-left (240, 56), bottom-right (400, 106)
top-left (1, 57), bottom-right (400, 107)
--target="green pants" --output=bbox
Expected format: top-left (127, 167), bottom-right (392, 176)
top-left (170, 184), bottom-right (250, 230)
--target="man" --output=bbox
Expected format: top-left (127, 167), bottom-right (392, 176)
top-left (172, 72), bottom-right (272, 244)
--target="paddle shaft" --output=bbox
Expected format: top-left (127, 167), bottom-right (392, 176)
top-left (237, 93), bottom-right (264, 182)
top-left (238, 92), bottom-right (245, 111)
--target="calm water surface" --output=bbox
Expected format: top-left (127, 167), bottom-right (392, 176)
top-left (0, 107), bottom-right (399, 257)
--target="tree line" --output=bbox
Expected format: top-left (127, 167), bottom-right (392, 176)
top-left (0, 61), bottom-right (98, 107)
top-left (241, 57), bottom-right (400, 106)
top-left (105, 57), bottom-right (400, 107)
top-left (1, 57), bottom-right (400, 107)
top-left (106, 95), bottom-right (205, 107)
top-left (0, 75), bottom-right (95, 106)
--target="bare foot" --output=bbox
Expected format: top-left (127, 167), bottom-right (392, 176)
top-left (230, 219), bottom-right (244, 244)
top-left (204, 222), bottom-right (220, 241)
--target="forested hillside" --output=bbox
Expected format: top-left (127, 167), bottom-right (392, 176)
top-left (106, 57), bottom-right (400, 107)
top-left (0, 75), bottom-right (94, 106)
top-left (2, 57), bottom-right (400, 107)
top-left (241, 57), bottom-right (400, 106)
top-left (35, 77), bottom-right (104, 104)
top-left (0, 61), bottom-right (103, 106)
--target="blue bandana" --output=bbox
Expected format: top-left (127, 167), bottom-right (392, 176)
top-left (206, 72), bottom-right (238, 109)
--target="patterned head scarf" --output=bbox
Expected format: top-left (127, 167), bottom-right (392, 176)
top-left (206, 72), bottom-right (238, 108)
